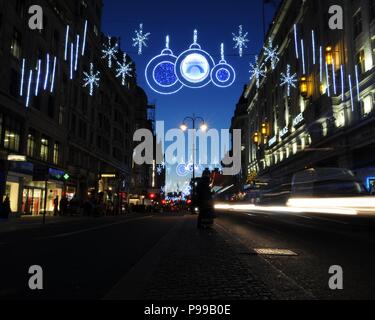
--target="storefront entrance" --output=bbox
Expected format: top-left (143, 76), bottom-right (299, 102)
top-left (22, 187), bottom-right (44, 216)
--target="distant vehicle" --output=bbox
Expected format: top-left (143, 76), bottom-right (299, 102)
top-left (291, 168), bottom-right (368, 198)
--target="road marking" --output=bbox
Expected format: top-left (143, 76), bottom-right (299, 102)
top-left (40, 216), bottom-right (153, 239)
top-left (254, 248), bottom-right (298, 256)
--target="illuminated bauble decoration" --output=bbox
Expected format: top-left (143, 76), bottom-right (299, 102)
top-left (145, 35), bottom-right (183, 95)
top-left (211, 43), bottom-right (236, 88)
top-left (176, 163), bottom-right (190, 177)
top-left (175, 30), bottom-right (215, 89)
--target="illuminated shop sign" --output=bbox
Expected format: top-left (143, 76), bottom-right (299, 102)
top-left (268, 136), bottom-right (277, 147)
top-left (279, 127), bottom-right (289, 139)
top-left (293, 112), bottom-right (305, 128)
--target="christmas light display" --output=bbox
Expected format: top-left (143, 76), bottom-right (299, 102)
top-left (81, 20), bottom-right (88, 56)
top-left (70, 43), bottom-right (74, 80)
top-left (132, 23), bottom-right (150, 55)
top-left (232, 25), bottom-right (249, 57)
top-left (249, 55), bottom-right (265, 89)
top-left (26, 70), bottom-right (33, 108)
top-left (211, 43), bottom-right (236, 88)
top-left (280, 64), bottom-right (297, 97)
top-left (116, 53), bottom-right (133, 86)
top-left (340, 65), bottom-right (345, 101)
top-left (35, 59), bottom-right (41, 96)
top-left (44, 54), bottom-right (50, 90)
top-left (50, 56), bottom-right (57, 93)
top-left (102, 36), bottom-right (118, 68)
top-left (83, 63), bottom-right (100, 96)
top-left (319, 46), bottom-right (323, 82)
top-left (75, 35), bottom-right (80, 71)
top-left (294, 24), bottom-right (299, 59)
top-left (20, 59), bottom-right (25, 96)
top-left (349, 74), bottom-right (354, 111)
top-left (64, 25), bottom-right (70, 61)
top-left (312, 30), bottom-right (316, 65)
top-left (264, 38), bottom-right (279, 70)
top-left (325, 61), bottom-right (331, 97)
top-left (332, 58), bottom-right (337, 95)
top-left (301, 39), bottom-right (306, 74)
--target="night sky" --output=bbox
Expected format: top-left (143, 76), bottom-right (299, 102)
top-left (102, 0), bottom-right (278, 191)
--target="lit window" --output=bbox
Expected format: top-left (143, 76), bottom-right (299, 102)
top-left (27, 133), bottom-right (36, 157)
top-left (53, 142), bottom-right (60, 165)
top-left (10, 28), bottom-right (22, 59)
top-left (40, 137), bottom-right (49, 162)
top-left (363, 95), bottom-right (373, 116)
top-left (353, 10), bottom-right (363, 38)
top-left (4, 130), bottom-right (20, 151)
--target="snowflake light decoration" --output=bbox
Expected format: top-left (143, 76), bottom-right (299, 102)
top-left (280, 64), bottom-right (297, 97)
top-left (264, 38), bottom-right (279, 70)
top-left (102, 36), bottom-right (118, 68)
top-left (116, 53), bottom-right (133, 86)
top-left (132, 23), bottom-right (150, 55)
top-left (156, 164), bottom-right (164, 175)
top-left (83, 63), bottom-right (100, 96)
top-left (232, 25), bottom-right (249, 57)
top-left (249, 55), bottom-right (266, 88)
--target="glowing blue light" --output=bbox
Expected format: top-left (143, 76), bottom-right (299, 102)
top-left (312, 30), bottom-right (316, 65)
top-left (116, 53), bottom-right (133, 86)
top-left (301, 39), bottom-right (306, 74)
top-left (340, 65), bottom-right (345, 101)
top-left (35, 59), bottom-right (41, 96)
top-left (83, 63), bottom-right (100, 96)
top-left (325, 61), bottom-right (331, 97)
top-left (263, 38), bottom-right (279, 70)
top-left (70, 43), bottom-right (74, 80)
top-left (154, 62), bottom-right (177, 86)
top-left (319, 46), bottom-right (323, 82)
top-left (176, 163), bottom-right (189, 177)
top-left (216, 68), bottom-right (230, 82)
top-left (20, 59), bottom-right (26, 96)
top-left (249, 55), bottom-right (265, 88)
top-left (211, 43), bottom-right (236, 88)
top-left (280, 64), bottom-right (297, 97)
top-left (26, 70), bottom-right (33, 108)
top-left (294, 24), bottom-right (299, 59)
top-left (232, 25), bottom-right (249, 57)
top-left (82, 20), bottom-right (87, 56)
top-left (44, 54), bottom-right (50, 90)
top-left (50, 56), bottom-right (57, 93)
top-left (102, 36), bottom-right (118, 68)
top-left (75, 35), bottom-right (80, 71)
top-left (332, 58), bottom-right (337, 95)
top-left (133, 23), bottom-right (150, 55)
top-left (64, 25), bottom-right (69, 61)
top-left (349, 74), bottom-right (354, 111)
top-left (355, 65), bottom-right (360, 102)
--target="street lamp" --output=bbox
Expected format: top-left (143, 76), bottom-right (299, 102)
top-left (179, 114), bottom-right (207, 202)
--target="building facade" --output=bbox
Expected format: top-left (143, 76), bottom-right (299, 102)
top-left (239, 0), bottom-right (375, 188)
top-left (0, 0), bottom-right (150, 215)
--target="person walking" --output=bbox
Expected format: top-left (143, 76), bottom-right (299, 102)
top-left (1, 195), bottom-right (11, 219)
top-left (53, 196), bottom-right (59, 216)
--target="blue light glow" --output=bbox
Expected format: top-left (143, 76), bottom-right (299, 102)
top-left (20, 59), bottom-right (26, 96)
top-left (349, 74), bottom-right (354, 111)
top-left (325, 61), bottom-right (330, 97)
top-left (312, 30), bottom-right (316, 65)
top-left (355, 65), bottom-right (360, 102)
top-left (75, 35), bottom-right (80, 71)
top-left (35, 59), bottom-right (41, 96)
top-left (154, 62), bottom-right (177, 86)
top-left (294, 24), bottom-right (299, 59)
top-left (50, 56), bottom-right (57, 93)
top-left (82, 20), bottom-right (87, 56)
top-left (64, 25), bottom-right (69, 61)
top-left (301, 39), bottom-right (306, 74)
top-left (340, 65), bottom-right (345, 101)
top-left (70, 43), bottom-right (74, 80)
top-left (26, 70), bottom-right (33, 108)
top-left (44, 54), bottom-right (50, 90)
top-left (332, 58), bottom-right (337, 95)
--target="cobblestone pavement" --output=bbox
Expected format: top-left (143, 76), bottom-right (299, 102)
top-left (142, 215), bottom-right (275, 300)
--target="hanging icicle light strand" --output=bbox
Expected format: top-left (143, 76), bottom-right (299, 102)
top-left (355, 65), bottom-right (360, 102)
top-left (44, 54), bottom-right (50, 90)
top-left (20, 59), bottom-right (26, 96)
top-left (294, 24), bottom-right (299, 59)
top-left (26, 70), bottom-right (33, 108)
top-left (301, 39), bottom-right (306, 74)
top-left (75, 35), bottom-right (80, 71)
top-left (332, 58), bottom-right (337, 95)
top-left (70, 43), bottom-right (74, 80)
top-left (35, 59), bottom-right (41, 96)
top-left (349, 74), bottom-right (354, 112)
top-left (50, 56), bottom-right (57, 93)
top-left (312, 30), bottom-right (316, 65)
top-left (81, 20), bottom-right (88, 56)
top-left (340, 65), bottom-right (345, 101)
top-left (319, 46), bottom-right (323, 82)
top-left (325, 61), bottom-right (331, 97)
top-left (64, 25), bottom-right (70, 61)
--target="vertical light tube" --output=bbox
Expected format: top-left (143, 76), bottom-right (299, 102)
top-left (50, 56), bottom-right (57, 93)
top-left (35, 59), bottom-right (41, 96)
top-left (325, 61), bottom-right (331, 97)
top-left (332, 58), bottom-right (337, 95)
top-left (294, 24), bottom-right (299, 59)
top-left (319, 46), bottom-right (323, 82)
top-left (75, 34), bottom-right (80, 71)
top-left (81, 20), bottom-right (87, 56)
top-left (340, 65), bottom-right (345, 101)
top-left (43, 54), bottom-right (50, 90)
top-left (26, 70), bottom-right (33, 108)
top-left (349, 74), bottom-right (354, 111)
top-left (301, 39), bottom-right (306, 74)
top-left (70, 43), bottom-right (74, 80)
top-left (20, 59), bottom-right (26, 96)
top-left (355, 65), bottom-right (360, 102)
top-left (312, 30), bottom-right (316, 65)
top-left (64, 25), bottom-right (70, 61)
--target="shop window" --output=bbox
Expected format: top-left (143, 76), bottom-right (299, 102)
top-left (40, 137), bottom-right (49, 162)
top-left (10, 28), bottom-right (22, 59)
top-left (3, 116), bottom-right (21, 152)
top-left (27, 133), bottom-right (36, 157)
top-left (53, 142), bottom-right (60, 165)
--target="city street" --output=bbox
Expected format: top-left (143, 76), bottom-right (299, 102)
top-left (0, 210), bottom-right (374, 300)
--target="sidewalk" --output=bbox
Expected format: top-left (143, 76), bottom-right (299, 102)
top-left (107, 215), bottom-right (277, 300)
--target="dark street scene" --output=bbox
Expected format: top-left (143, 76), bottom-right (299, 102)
top-left (0, 0), bottom-right (375, 313)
